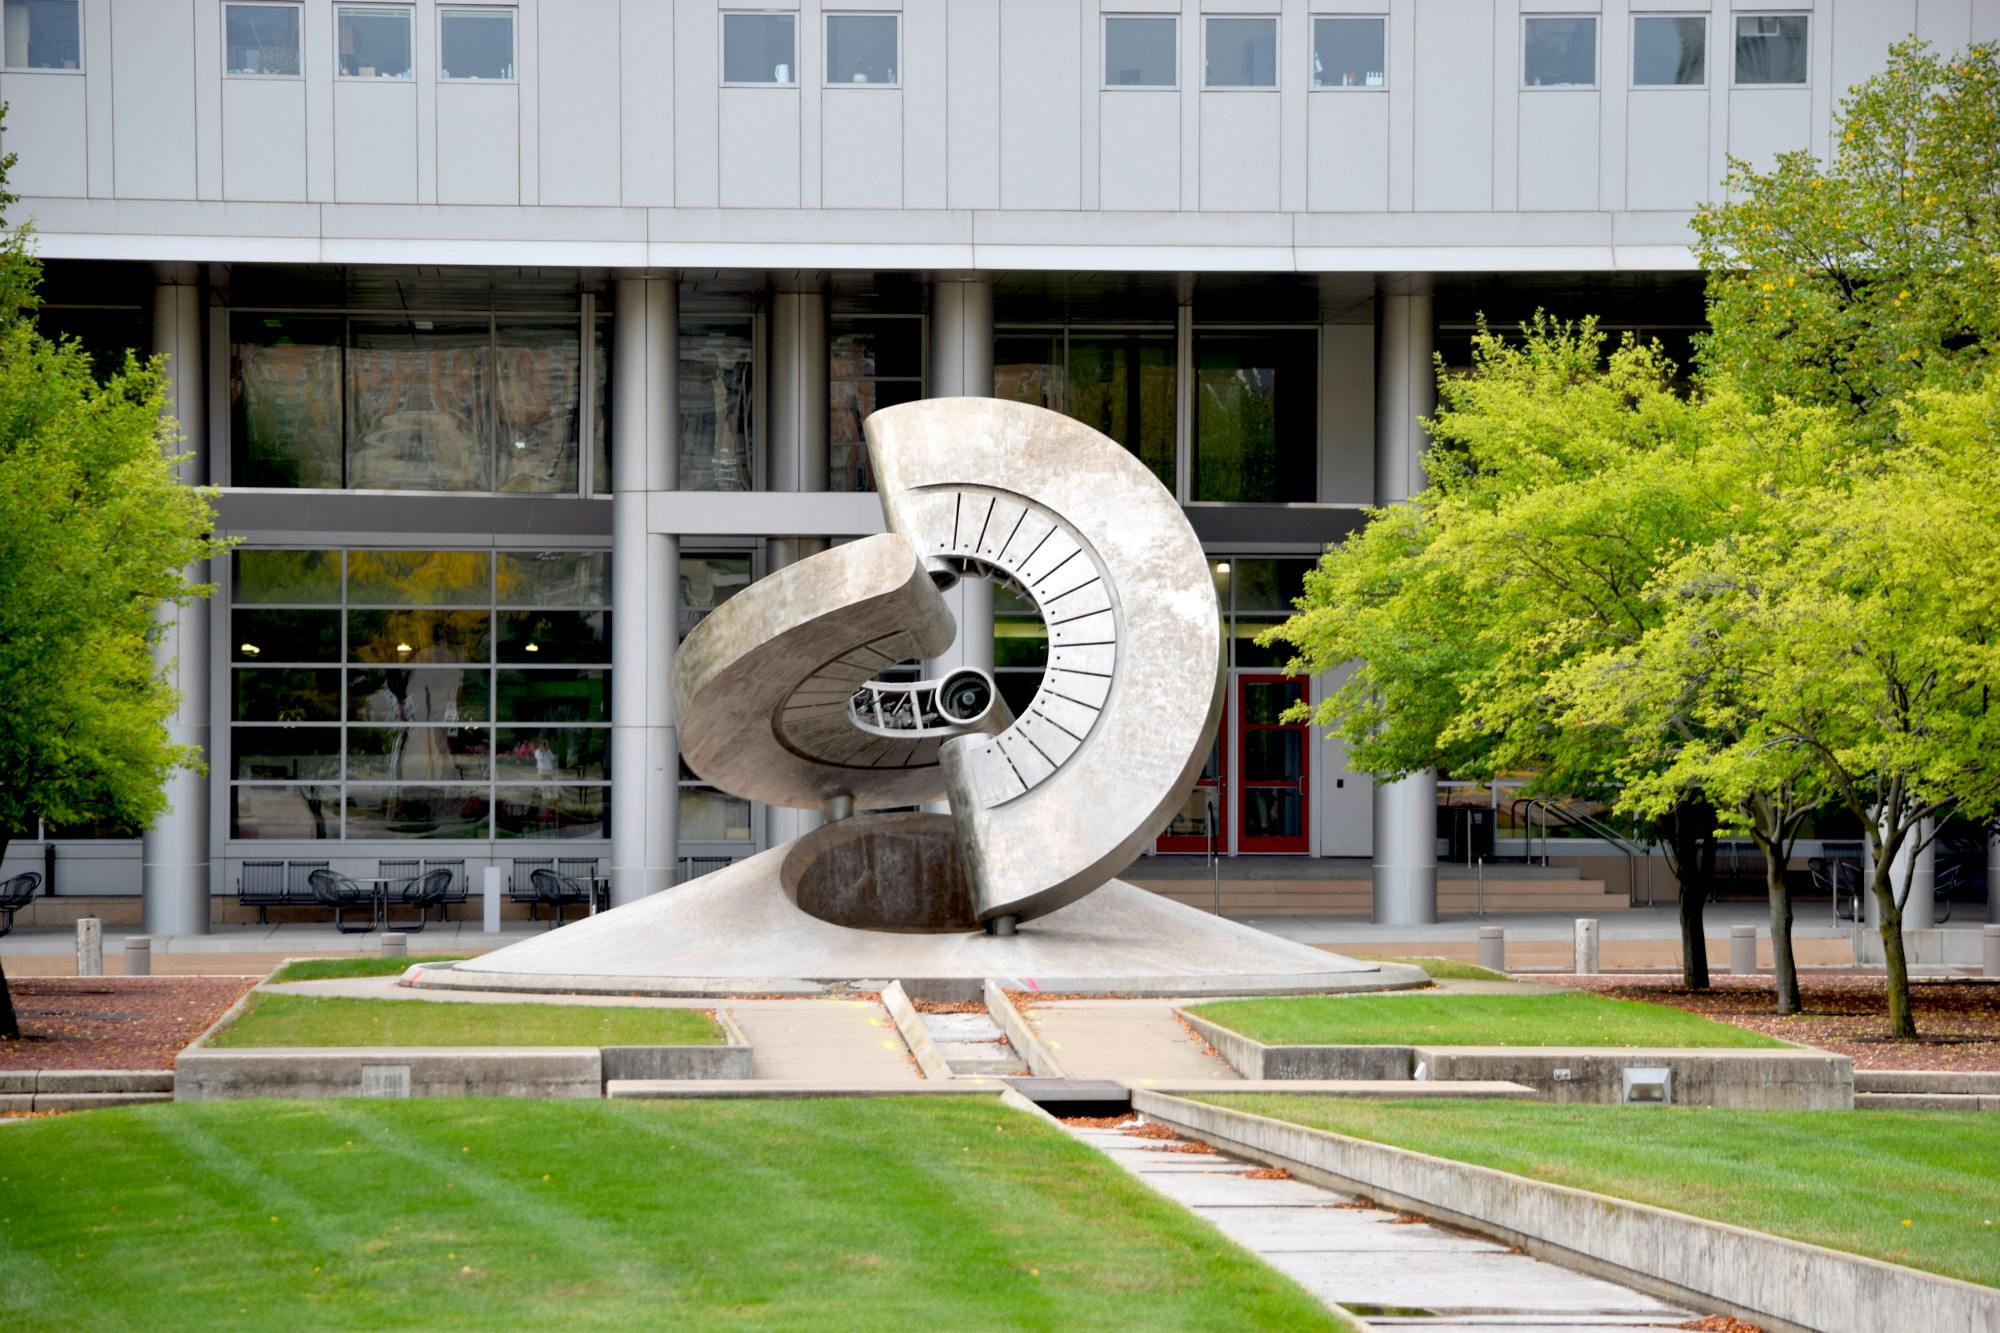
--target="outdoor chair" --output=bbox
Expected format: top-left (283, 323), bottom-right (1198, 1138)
top-left (285, 860), bottom-right (330, 915)
top-left (528, 868), bottom-right (588, 928)
top-left (511, 858), bottom-right (554, 919)
top-left (308, 867), bottom-right (378, 934)
top-left (386, 868), bottom-right (453, 933)
top-left (557, 856), bottom-right (604, 911)
top-left (425, 859), bottom-right (468, 920)
top-left (238, 859), bottom-right (288, 924)
top-left (0, 872), bottom-right (42, 938)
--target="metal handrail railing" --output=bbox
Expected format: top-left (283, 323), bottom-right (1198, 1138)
top-left (1514, 796), bottom-right (1654, 907)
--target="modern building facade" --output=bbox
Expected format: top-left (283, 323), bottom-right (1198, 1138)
top-left (1, 0), bottom-right (1989, 930)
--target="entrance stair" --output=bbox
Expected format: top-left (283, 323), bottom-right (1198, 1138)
top-left (1125, 857), bottom-right (1630, 916)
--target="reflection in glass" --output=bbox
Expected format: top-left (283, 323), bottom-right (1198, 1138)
top-left (996, 330), bottom-right (1175, 487)
top-left (498, 610), bottom-right (609, 664)
top-left (233, 668), bottom-right (342, 722)
top-left (225, 3), bottom-right (301, 76)
top-left (346, 318), bottom-right (493, 490)
top-left (495, 727), bottom-right (608, 781)
top-left (233, 609), bottom-right (340, 662)
top-left (591, 313), bottom-right (612, 494)
top-left (1734, 14), bottom-right (1807, 85)
top-left (680, 321), bottom-right (755, 490)
top-left (722, 11), bottom-right (795, 83)
top-left (232, 727), bottom-right (341, 781)
top-left (348, 609), bottom-right (491, 664)
top-left (1205, 16), bottom-right (1276, 88)
top-left (498, 550), bottom-right (608, 607)
top-left (493, 323), bottom-right (580, 492)
top-left (1633, 16), bottom-right (1704, 86)
top-left (344, 786), bottom-right (490, 838)
top-left (1524, 16), bottom-right (1596, 87)
top-left (5, 0), bottom-right (79, 71)
top-left (232, 315), bottom-right (344, 488)
top-left (994, 333), bottom-right (1063, 414)
top-left (1233, 619), bottom-right (1294, 669)
top-left (826, 13), bottom-right (896, 84)
top-left (1163, 784), bottom-right (1221, 840)
top-left (337, 6), bottom-right (413, 78)
top-left (1312, 17), bottom-right (1385, 88)
top-left (347, 727), bottom-right (491, 781)
top-left (679, 556), bottom-right (753, 635)
top-left (496, 669), bottom-right (608, 723)
top-left (234, 549), bottom-right (341, 605)
top-left (680, 786), bottom-right (752, 840)
top-left (1232, 558), bottom-right (1313, 612)
top-left (1193, 331), bottom-right (1317, 502)
top-left (1243, 788), bottom-right (1303, 839)
top-left (1242, 730), bottom-right (1303, 781)
top-left (231, 784), bottom-right (339, 839)
top-left (829, 318), bottom-right (924, 492)
top-left (346, 550), bottom-right (491, 605)
top-left (347, 667), bottom-right (489, 723)
top-left (1241, 679), bottom-right (1303, 724)
top-left (496, 785), bottom-right (607, 839)
top-left (1105, 15), bottom-right (1175, 87)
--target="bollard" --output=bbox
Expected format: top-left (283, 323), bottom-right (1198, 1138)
top-left (380, 932), bottom-right (408, 958)
top-left (123, 935), bottom-right (152, 977)
top-left (1730, 923), bottom-right (1757, 975)
top-left (1985, 924), bottom-right (2000, 979)
top-left (1573, 918), bottom-right (1600, 975)
top-left (482, 865), bottom-right (502, 933)
top-left (75, 916), bottom-right (103, 977)
top-left (1477, 925), bottom-right (1505, 974)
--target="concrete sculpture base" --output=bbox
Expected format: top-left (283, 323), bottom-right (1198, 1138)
top-left (415, 844), bottom-right (1427, 999)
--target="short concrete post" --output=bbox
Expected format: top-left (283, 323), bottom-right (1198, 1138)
top-left (482, 865), bottom-right (502, 933)
top-left (1730, 923), bottom-right (1757, 975)
top-left (1477, 925), bottom-right (1505, 973)
top-left (1573, 918), bottom-right (1600, 975)
top-left (380, 932), bottom-right (408, 958)
top-left (75, 916), bottom-right (103, 977)
top-left (123, 935), bottom-right (152, 977)
top-left (1984, 924), bottom-right (2000, 978)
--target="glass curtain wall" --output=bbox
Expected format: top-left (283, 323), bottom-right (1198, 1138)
top-left (994, 327), bottom-right (1175, 487)
top-left (829, 315), bottom-right (924, 491)
top-left (678, 554), bottom-right (755, 842)
top-left (229, 548), bottom-right (610, 840)
top-left (1191, 330), bottom-right (1317, 502)
top-left (680, 319), bottom-right (756, 491)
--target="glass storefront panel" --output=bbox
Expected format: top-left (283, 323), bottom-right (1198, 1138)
top-left (494, 727), bottom-right (609, 781)
top-left (232, 668), bottom-right (341, 722)
top-left (591, 312), bottom-right (612, 495)
top-left (495, 785), bottom-right (608, 839)
top-left (346, 727), bottom-right (491, 782)
top-left (1241, 729), bottom-right (1302, 781)
top-left (497, 550), bottom-right (608, 607)
top-left (680, 786), bottom-right (752, 840)
top-left (679, 554), bottom-right (753, 636)
top-left (231, 784), bottom-right (340, 839)
top-left (346, 667), bottom-right (489, 724)
top-left (344, 786), bottom-right (490, 839)
top-left (1242, 787), bottom-right (1303, 839)
top-left (1193, 330), bottom-right (1318, 502)
top-left (1067, 332), bottom-right (1175, 486)
top-left (829, 316), bottom-right (924, 493)
top-left (680, 320), bottom-right (755, 491)
top-left (347, 609), bottom-right (492, 664)
top-left (496, 669), bottom-right (609, 724)
top-left (497, 610), bottom-right (609, 664)
top-left (346, 317), bottom-right (494, 491)
top-left (231, 727), bottom-right (341, 781)
top-left (232, 608), bottom-right (340, 662)
top-left (231, 315), bottom-right (344, 488)
top-left (492, 322), bottom-right (581, 493)
top-left (234, 549), bottom-right (342, 604)
top-left (994, 333), bottom-right (1063, 410)
top-left (346, 550), bottom-right (492, 606)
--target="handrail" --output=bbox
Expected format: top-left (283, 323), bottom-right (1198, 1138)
top-left (1514, 796), bottom-right (1654, 907)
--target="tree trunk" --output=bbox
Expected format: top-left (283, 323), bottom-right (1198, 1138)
top-left (1875, 886), bottom-right (1917, 1039)
top-left (0, 835), bottom-right (17, 1041)
top-left (1765, 853), bottom-right (1801, 1016)
top-left (1661, 800), bottom-right (1715, 990)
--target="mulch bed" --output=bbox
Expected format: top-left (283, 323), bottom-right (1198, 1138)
top-left (0, 977), bottom-right (256, 1070)
top-left (1563, 974), bottom-right (2000, 1070)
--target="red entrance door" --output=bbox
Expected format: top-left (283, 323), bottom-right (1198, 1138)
top-left (1237, 674), bottom-right (1309, 853)
top-left (1156, 694), bottom-right (1227, 854)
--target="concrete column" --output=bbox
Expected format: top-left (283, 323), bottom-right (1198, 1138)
top-left (141, 266), bottom-right (211, 938)
top-left (926, 276), bottom-right (996, 676)
top-left (1573, 917), bottom-right (1600, 975)
top-left (766, 286), bottom-right (830, 847)
top-left (610, 274), bottom-right (680, 907)
top-left (1868, 813), bottom-right (1935, 930)
top-left (1370, 274), bottom-right (1437, 925)
top-left (1729, 923), bottom-right (1757, 975)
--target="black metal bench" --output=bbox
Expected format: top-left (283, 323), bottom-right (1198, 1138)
top-left (237, 858), bottom-right (331, 923)
top-left (0, 872), bottom-right (42, 937)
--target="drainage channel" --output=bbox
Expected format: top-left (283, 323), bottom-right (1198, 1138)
top-left (1064, 1116), bottom-right (1702, 1332)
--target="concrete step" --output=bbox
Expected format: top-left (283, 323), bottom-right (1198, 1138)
top-left (1, 1091), bottom-right (174, 1113)
top-left (34, 1069), bottom-right (176, 1094)
top-left (1855, 1069), bottom-right (2000, 1096)
top-left (1853, 1091), bottom-right (2000, 1112)
top-left (1134, 883), bottom-right (1632, 914)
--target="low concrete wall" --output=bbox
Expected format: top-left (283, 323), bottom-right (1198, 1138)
top-left (175, 1048), bottom-right (604, 1100)
top-left (1855, 927), bottom-right (1990, 968)
top-left (1176, 1009), bottom-right (1412, 1081)
top-left (881, 981), bottom-right (952, 1080)
top-left (984, 980), bottom-right (1065, 1079)
top-left (1417, 1046), bottom-right (1853, 1110)
top-left (1135, 1092), bottom-right (2000, 1333)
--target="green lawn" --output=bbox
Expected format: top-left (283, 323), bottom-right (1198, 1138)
top-left (0, 1098), bottom-right (1349, 1331)
top-left (1352, 955), bottom-right (1510, 982)
top-left (1185, 991), bottom-right (1785, 1048)
top-left (267, 956), bottom-right (470, 983)
top-left (1194, 1096), bottom-right (2000, 1288)
top-left (209, 994), bottom-right (720, 1048)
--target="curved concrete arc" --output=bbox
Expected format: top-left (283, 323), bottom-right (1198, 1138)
top-left (865, 398), bottom-right (1225, 925)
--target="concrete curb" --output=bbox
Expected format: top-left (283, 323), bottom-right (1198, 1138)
top-left (1856, 1069), bottom-right (2000, 1095)
top-left (881, 981), bottom-right (953, 1080)
top-left (984, 979), bottom-right (1065, 1078)
top-left (607, 1078), bottom-right (1010, 1099)
top-left (1177, 1008), bottom-right (1412, 1080)
top-left (176, 1047), bottom-right (605, 1100)
top-left (599, 1007), bottom-right (754, 1083)
top-left (1133, 1091), bottom-right (2000, 1333)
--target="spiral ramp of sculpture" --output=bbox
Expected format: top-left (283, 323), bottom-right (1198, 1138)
top-left (674, 397), bottom-right (1225, 932)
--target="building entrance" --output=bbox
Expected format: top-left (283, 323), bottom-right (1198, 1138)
top-left (1236, 674), bottom-right (1309, 853)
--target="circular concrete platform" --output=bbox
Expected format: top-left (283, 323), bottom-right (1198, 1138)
top-left (413, 843), bottom-right (1427, 999)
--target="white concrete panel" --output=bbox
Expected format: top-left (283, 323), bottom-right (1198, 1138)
top-left (673, 0), bottom-right (717, 206)
top-left (303, 0), bottom-right (333, 201)
top-left (222, 79), bottom-right (308, 201)
top-left (438, 84), bottom-right (520, 205)
top-left (1917, 0), bottom-right (1975, 44)
top-left (719, 89), bottom-right (800, 208)
top-left (110, 0), bottom-right (197, 199)
top-left (1726, 88), bottom-right (1812, 175)
top-left (333, 81), bottom-right (419, 203)
top-left (822, 89), bottom-right (902, 209)
top-left (1518, 92), bottom-right (1598, 211)
top-left (1977, 0), bottom-right (2000, 40)
top-left (946, 0), bottom-right (999, 209)
top-left (1412, 0), bottom-right (1492, 211)
top-left (1386, 0), bottom-right (1415, 209)
top-left (1311, 664), bottom-right (1371, 858)
top-left (1279, 0), bottom-right (1307, 213)
top-left (83, 0), bottom-right (112, 197)
top-left (1626, 90), bottom-right (1708, 211)
top-left (517, 0), bottom-right (540, 204)
top-left (1100, 91), bottom-right (1180, 211)
top-left (1832, 0), bottom-right (1911, 126)
top-left (1488, 0), bottom-right (1518, 212)
top-left (192, 0), bottom-right (221, 199)
top-left (999, 0), bottom-right (1079, 209)
top-left (540, 0), bottom-right (618, 206)
top-left (1318, 321), bottom-right (1373, 504)
top-left (1306, 92), bottom-right (1389, 211)
top-left (1199, 95), bottom-right (1282, 211)
top-left (618, 0), bottom-right (672, 205)
top-left (0, 75), bottom-right (88, 197)
top-left (901, 0), bottom-right (948, 207)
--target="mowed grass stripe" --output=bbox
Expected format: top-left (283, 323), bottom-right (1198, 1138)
top-left (208, 992), bottom-right (720, 1048)
top-left (0, 1099), bottom-right (1352, 1331)
top-left (1186, 991), bottom-right (1787, 1048)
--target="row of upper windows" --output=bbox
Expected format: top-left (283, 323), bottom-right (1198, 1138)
top-left (1, 3), bottom-right (1813, 91)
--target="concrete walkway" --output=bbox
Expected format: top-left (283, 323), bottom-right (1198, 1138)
top-left (1024, 999), bottom-right (1239, 1082)
top-left (1069, 1121), bottom-right (1695, 1331)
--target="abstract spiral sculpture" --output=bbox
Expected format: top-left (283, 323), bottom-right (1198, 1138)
top-left (674, 397), bottom-right (1225, 932)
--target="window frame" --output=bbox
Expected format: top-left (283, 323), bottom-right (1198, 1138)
top-left (1630, 12), bottom-right (1707, 89)
top-left (720, 9), bottom-right (799, 88)
top-left (1731, 11), bottom-right (1810, 88)
top-left (2, 0), bottom-right (83, 74)
top-left (823, 10), bottom-right (899, 89)
top-left (1520, 13), bottom-right (1600, 91)
top-left (437, 4), bottom-right (517, 83)
top-left (1308, 14), bottom-right (1387, 92)
top-left (334, 2), bottom-right (415, 81)
top-left (223, 1), bottom-right (305, 81)
top-left (1201, 14), bottom-right (1279, 91)
top-left (1101, 12), bottom-right (1179, 91)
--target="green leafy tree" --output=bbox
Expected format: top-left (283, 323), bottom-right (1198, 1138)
top-left (0, 118), bottom-right (221, 1039)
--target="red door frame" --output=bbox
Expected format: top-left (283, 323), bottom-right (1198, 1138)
top-left (1236, 674), bottom-right (1310, 854)
top-left (1156, 691), bottom-right (1227, 854)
